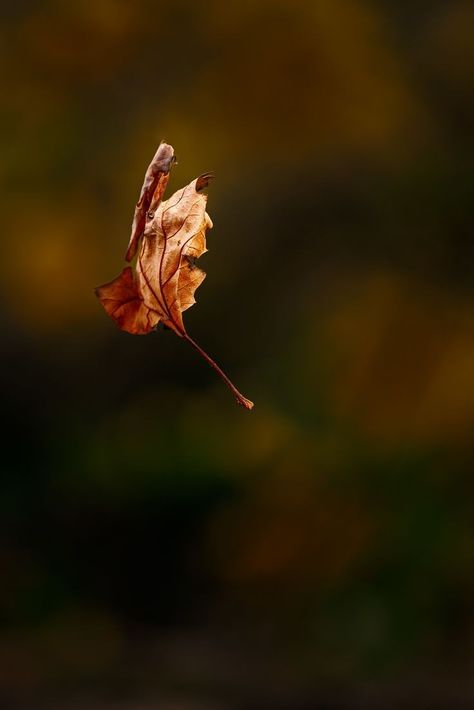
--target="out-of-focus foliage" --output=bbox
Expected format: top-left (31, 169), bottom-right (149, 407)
top-left (1, 1), bottom-right (473, 707)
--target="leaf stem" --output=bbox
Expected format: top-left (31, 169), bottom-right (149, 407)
top-left (182, 332), bottom-right (254, 410)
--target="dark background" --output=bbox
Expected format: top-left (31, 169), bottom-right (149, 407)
top-left (1, 1), bottom-right (474, 708)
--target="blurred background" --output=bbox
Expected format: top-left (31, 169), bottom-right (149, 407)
top-left (1, 1), bottom-right (474, 707)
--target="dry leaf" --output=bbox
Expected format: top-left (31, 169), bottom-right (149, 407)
top-left (96, 142), bottom-right (253, 410)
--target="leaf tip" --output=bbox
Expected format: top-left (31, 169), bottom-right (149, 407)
top-left (196, 172), bottom-right (215, 192)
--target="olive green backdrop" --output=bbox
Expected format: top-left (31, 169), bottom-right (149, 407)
top-left (1, 1), bottom-right (473, 707)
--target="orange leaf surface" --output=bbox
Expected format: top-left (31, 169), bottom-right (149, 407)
top-left (96, 142), bottom-right (253, 410)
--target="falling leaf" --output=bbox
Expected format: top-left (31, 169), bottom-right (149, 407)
top-left (96, 142), bottom-right (253, 410)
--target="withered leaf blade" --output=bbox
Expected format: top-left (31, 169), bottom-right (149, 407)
top-left (136, 174), bottom-right (213, 336)
top-left (125, 142), bottom-right (176, 263)
top-left (96, 143), bottom-right (253, 410)
top-left (95, 266), bottom-right (158, 335)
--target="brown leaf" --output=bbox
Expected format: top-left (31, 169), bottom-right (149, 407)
top-left (96, 144), bottom-right (253, 409)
